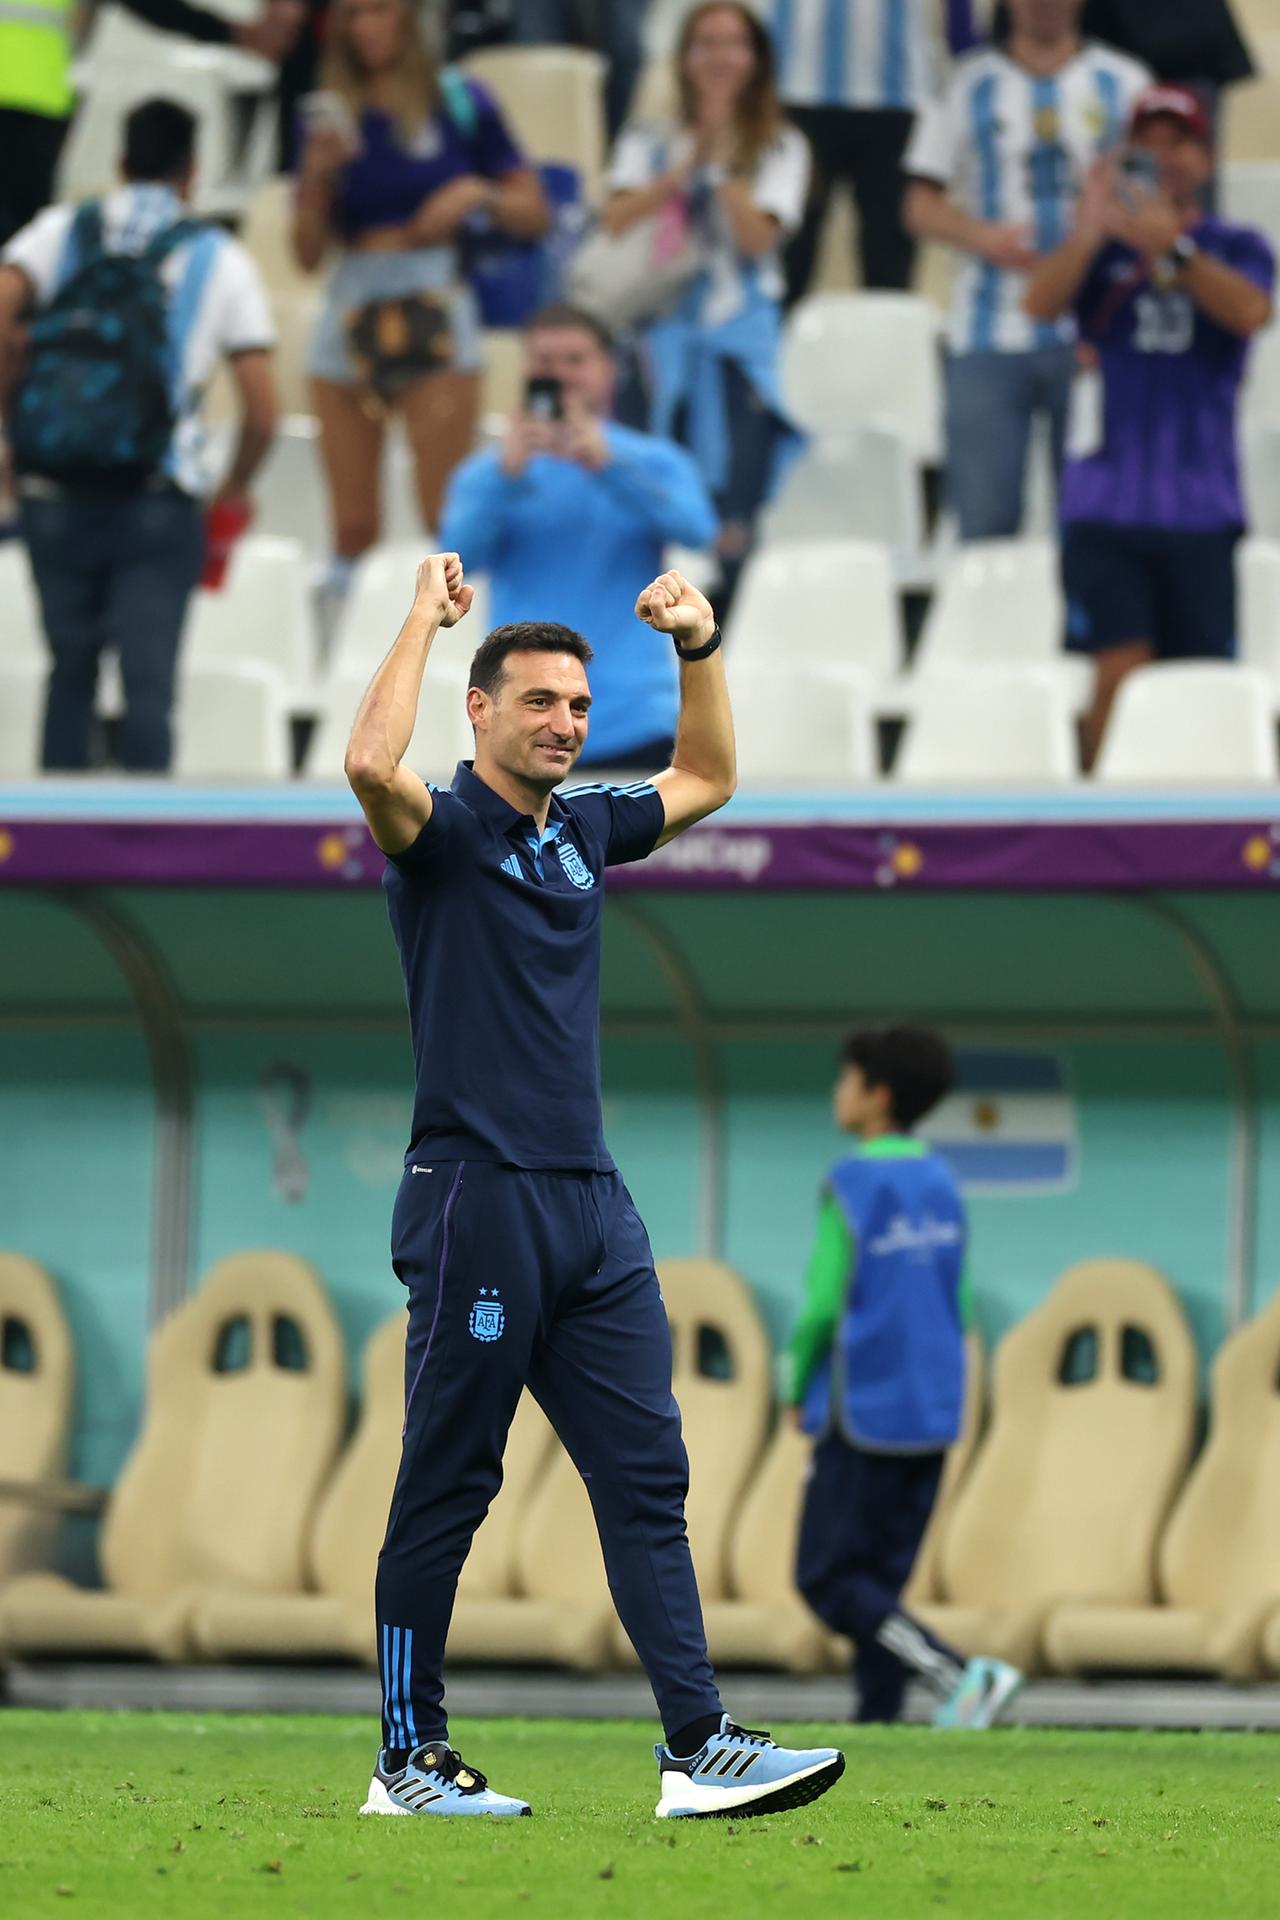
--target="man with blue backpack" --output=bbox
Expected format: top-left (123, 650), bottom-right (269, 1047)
top-left (0, 98), bottom-right (278, 772)
top-left (782, 1023), bottom-right (1023, 1729)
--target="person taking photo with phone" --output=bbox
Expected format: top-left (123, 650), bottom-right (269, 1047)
top-left (1024, 85), bottom-right (1274, 764)
top-left (439, 303), bottom-right (718, 771)
top-left (291, 0), bottom-right (548, 606)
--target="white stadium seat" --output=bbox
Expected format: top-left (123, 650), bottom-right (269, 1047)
top-left (726, 541), bottom-right (904, 685)
top-left (729, 664), bottom-right (878, 786)
top-left (1097, 662), bottom-right (1279, 784)
top-left (1239, 537), bottom-right (1280, 689)
top-left (0, 543), bottom-right (45, 665)
top-left (184, 536), bottom-right (317, 692)
top-left (1223, 162), bottom-right (1280, 258)
top-left (760, 429), bottom-right (926, 571)
top-left (0, 663), bottom-right (44, 778)
top-left (910, 539), bottom-right (1092, 714)
top-left (174, 662), bottom-right (292, 779)
top-left (331, 546), bottom-right (490, 679)
top-left (781, 292), bottom-right (943, 463)
top-left (896, 668), bottom-right (1078, 785)
top-left (249, 417), bottom-right (332, 558)
top-left (306, 664), bottom-right (474, 784)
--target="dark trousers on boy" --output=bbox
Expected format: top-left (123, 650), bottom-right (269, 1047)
top-left (796, 1431), bottom-right (965, 1722)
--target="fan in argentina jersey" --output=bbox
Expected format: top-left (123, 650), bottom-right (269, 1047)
top-left (904, 2), bottom-right (1149, 539)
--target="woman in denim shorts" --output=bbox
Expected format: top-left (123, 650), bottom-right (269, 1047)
top-left (292, 0), bottom-right (547, 569)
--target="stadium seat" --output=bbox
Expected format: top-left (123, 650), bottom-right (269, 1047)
top-left (1096, 662), bottom-right (1280, 784)
top-left (249, 416), bottom-right (331, 557)
top-left (194, 1320), bottom-right (558, 1663)
top-left (1224, 36), bottom-right (1280, 164)
top-left (331, 543), bottom-right (445, 679)
top-left (0, 1256), bottom-right (72, 1586)
top-left (612, 1258), bottom-right (771, 1662)
top-left (902, 1331), bottom-right (986, 1610)
top-left (173, 662), bottom-right (293, 779)
top-left (0, 1253), bottom-right (344, 1660)
top-left (781, 292), bottom-right (944, 464)
top-left (1238, 537), bottom-right (1280, 688)
top-left (1242, 322), bottom-right (1280, 439)
top-left (241, 177), bottom-right (318, 306)
top-left (0, 541), bottom-right (45, 665)
top-left (0, 663), bottom-right (44, 779)
top-left (906, 535), bottom-right (1092, 713)
top-left (184, 537), bottom-right (318, 694)
top-left (306, 661), bottom-right (475, 784)
top-left (914, 1260), bottom-right (1197, 1673)
top-left (699, 1422), bottom-right (832, 1673)
top-left (462, 45), bottom-right (606, 188)
top-left (725, 541), bottom-right (904, 686)
top-left (895, 668), bottom-right (1078, 784)
top-left (729, 664), bottom-right (878, 785)
top-left (760, 430), bottom-right (927, 571)
top-left (1046, 1288), bottom-right (1280, 1681)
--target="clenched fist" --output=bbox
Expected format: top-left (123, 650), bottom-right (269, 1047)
top-left (415, 551), bottom-right (475, 628)
top-left (635, 570), bottom-right (715, 650)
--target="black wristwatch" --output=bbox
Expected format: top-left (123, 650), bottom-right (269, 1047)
top-left (673, 625), bottom-right (723, 661)
top-left (1163, 233), bottom-right (1199, 278)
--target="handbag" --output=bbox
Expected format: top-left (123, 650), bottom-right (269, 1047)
top-left (345, 292), bottom-right (455, 407)
top-left (566, 202), bottom-right (703, 332)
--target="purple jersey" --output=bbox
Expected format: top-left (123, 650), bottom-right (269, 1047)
top-left (1060, 216), bottom-right (1275, 532)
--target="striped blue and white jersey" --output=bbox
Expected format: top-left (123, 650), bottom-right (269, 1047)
top-left (905, 42), bottom-right (1149, 353)
top-left (2, 184), bottom-right (275, 494)
top-left (769, 0), bottom-right (941, 113)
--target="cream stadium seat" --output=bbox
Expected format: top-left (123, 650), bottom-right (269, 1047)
top-left (1238, 537), bottom-right (1280, 690)
top-left (242, 177), bottom-right (318, 306)
top-left (701, 1421), bottom-right (831, 1673)
top-left (760, 430), bottom-right (927, 566)
top-left (1224, 36), bottom-right (1280, 164)
top-left (1047, 1289), bottom-right (1280, 1681)
top-left (194, 1320), bottom-right (557, 1662)
top-left (1096, 663), bottom-right (1280, 784)
top-left (729, 664), bottom-right (878, 785)
top-left (895, 668), bottom-right (1078, 784)
top-left (781, 292), bottom-right (943, 464)
top-left (462, 45), bottom-right (607, 188)
top-left (0, 1257), bottom-right (73, 1585)
top-left (0, 1253), bottom-right (344, 1660)
top-left (0, 541), bottom-right (44, 664)
top-left (0, 664), bottom-right (44, 779)
top-left (612, 1258), bottom-right (772, 1662)
top-left (914, 1261), bottom-right (1197, 1673)
top-left (726, 541), bottom-right (904, 686)
top-left (173, 662), bottom-right (293, 779)
top-left (184, 537), bottom-right (318, 693)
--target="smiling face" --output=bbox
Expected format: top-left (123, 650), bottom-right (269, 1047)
top-left (469, 649), bottom-right (592, 795)
top-left (681, 4), bottom-right (759, 112)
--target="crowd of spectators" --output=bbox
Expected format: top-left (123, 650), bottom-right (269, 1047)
top-left (0, 0), bottom-right (1271, 775)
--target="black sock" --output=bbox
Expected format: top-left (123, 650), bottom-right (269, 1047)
top-left (383, 1748), bottom-right (410, 1772)
top-left (667, 1712), bottom-right (725, 1758)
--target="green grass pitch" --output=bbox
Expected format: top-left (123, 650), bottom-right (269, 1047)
top-left (0, 1711), bottom-right (1273, 1918)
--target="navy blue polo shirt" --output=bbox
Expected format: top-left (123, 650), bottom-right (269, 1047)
top-left (383, 761), bottom-right (667, 1170)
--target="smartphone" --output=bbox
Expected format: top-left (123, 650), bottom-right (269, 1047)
top-left (524, 375), bottom-right (565, 423)
top-left (298, 90), bottom-right (358, 146)
top-left (1118, 146), bottom-right (1161, 206)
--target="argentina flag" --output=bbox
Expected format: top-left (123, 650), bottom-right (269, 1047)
top-left (919, 1049), bottom-right (1077, 1194)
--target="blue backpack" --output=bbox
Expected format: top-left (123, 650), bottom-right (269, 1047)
top-left (12, 200), bottom-right (204, 486)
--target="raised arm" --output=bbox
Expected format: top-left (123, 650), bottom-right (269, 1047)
top-left (345, 553), bottom-right (474, 855)
top-left (634, 570), bottom-right (735, 844)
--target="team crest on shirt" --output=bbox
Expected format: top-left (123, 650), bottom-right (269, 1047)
top-left (469, 1288), bottom-right (505, 1342)
top-left (558, 841), bottom-right (596, 891)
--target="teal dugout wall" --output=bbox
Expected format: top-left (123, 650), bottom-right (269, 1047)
top-left (1, 886), bottom-right (1277, 1497)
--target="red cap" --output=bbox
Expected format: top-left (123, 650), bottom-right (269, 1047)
top-left (1129, 84), bottom-right (1211, 145)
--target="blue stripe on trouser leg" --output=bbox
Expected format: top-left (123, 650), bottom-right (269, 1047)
top-left (381, 1623), bottom-right (401, 1747)
top-left (401, 1627), bottom-right (418, 1747)
top-left (375, 1162), bottom-right (723, 1749)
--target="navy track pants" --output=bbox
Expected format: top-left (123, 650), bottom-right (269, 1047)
top-left (796, 1432), bottom-right (964, 1723)
top-left (375, 1161), bottom-right (723, 1747)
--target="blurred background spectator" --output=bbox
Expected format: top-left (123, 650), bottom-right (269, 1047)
top-left (0, 0), bottom-right (305, 248)
top-left (772, 1), bottom-right (979, 301)
top-left (1025, 85), bottom-right (1274, 763)
top-left (291, 0), bottom-right (548, 608)
top-left (440, 302), bottom-right (716, 769)
top-left (903, 0), bottom-right (1149, 542)
top-left (0, 98), bottom-right (278, 771)
top-left (604, 1), bottom-right (808, 616)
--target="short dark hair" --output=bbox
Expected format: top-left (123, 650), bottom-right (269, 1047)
top-left (523, 301), bottom-right (614, 355)
top-left (468, 622), bottom-right (595, 698)
top-left (123, 98), bottom-right (197, 184)
top-left (842, 1024), bottom-right (955, 1131)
